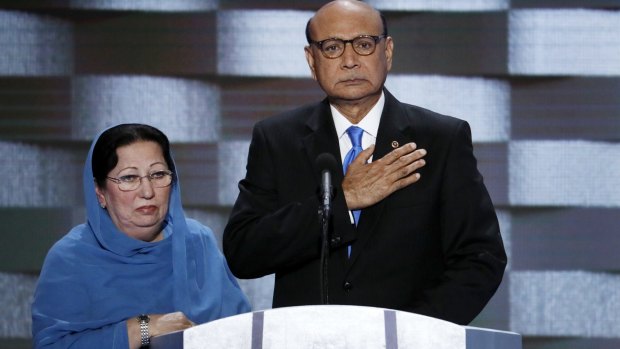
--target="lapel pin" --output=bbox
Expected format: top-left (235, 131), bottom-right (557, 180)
top-left (391, 141), bottom-right (399, 149)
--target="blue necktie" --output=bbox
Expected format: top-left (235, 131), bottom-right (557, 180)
top-left (343, 126), bottom-right (363, 226)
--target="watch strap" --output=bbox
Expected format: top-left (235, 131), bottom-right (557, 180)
top-left (137, 314), bottom-right (150, 347)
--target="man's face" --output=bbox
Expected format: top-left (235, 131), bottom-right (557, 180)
top-left (305, 3), bottom-right (393, 104)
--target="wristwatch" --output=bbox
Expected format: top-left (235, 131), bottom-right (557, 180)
top-left (137, 314), bottom-right (150, 347)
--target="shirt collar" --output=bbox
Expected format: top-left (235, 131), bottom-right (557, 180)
top-left (331, 91), bottom-right (385, 139)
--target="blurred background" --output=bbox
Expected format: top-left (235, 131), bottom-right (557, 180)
top-left (1, 0), bottom-right (619, 348)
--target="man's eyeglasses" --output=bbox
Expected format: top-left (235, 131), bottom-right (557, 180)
top-left (106, 170), bottom-right (174, 192)
top-left (309, 34), bottom-right (387, 59)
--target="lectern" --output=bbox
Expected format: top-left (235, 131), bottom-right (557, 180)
top-left (151, 305), bottom-right (521, 349)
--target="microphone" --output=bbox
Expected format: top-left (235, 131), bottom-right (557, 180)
top-left (315, 153), bottom-right (338, 215)
top-left (315, 153), bottom-right (338, 305)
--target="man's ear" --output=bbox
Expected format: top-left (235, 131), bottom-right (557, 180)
top-left (385, 36), bottom-right (394, 72)
top-left (304, 46), bottom-right (318, 81)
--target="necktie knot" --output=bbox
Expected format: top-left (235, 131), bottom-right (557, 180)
top-left (346, 126), bottom-right (364, 149)
top-left (343, 126), bottom-right (364, 175)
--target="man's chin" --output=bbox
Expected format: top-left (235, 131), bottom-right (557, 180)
top-left (330, 89), bottom-right (381, 103)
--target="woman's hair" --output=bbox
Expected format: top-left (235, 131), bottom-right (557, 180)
top-left (92, 124), bottom-right (175, 188)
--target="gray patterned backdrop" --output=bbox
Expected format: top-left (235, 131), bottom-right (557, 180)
top-left (1, 1), bottom-right (619, 348)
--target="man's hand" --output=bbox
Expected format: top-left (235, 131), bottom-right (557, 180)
top-left (342, 142), bottom-right (427, 210)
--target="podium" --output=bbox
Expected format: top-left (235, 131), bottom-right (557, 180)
top-left (151, 305), bottom-right (521, 349)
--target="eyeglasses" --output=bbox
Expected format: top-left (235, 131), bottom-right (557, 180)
top-left (106, 170), bottom-right (174, 192)
top-left (310, 34), bottom-right (387, 59)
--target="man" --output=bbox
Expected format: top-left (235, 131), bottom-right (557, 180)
top-left (223, 0), bottom-right (506, 325)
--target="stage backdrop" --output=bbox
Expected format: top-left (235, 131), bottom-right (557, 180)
top-left (1, 1), bottom-right (619, 348)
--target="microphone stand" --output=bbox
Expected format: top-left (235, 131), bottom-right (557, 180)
top-left (319, 171), bottom-right (331, 305)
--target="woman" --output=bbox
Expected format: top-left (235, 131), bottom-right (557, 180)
top-left (32, 124), bottom-right (251, 348)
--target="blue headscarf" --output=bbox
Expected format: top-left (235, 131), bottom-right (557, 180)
top-left (32, 125), bottom-right (251, 348)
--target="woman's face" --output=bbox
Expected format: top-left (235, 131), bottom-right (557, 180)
top-left (95, 141), bottom-right (171, 242)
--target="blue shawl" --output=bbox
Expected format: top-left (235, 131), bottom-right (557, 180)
top-left (32, 128), bottom-right (251, 348)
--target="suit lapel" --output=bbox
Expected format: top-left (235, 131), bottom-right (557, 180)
top-left (347, 90), bottom-right (418, 267)
top-left (301, 100), bottom-right (357, 260)
top-left (301, 100), bottom-right (341, 169)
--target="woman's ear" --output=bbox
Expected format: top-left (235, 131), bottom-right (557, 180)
top-left (95, 185), bottom-right (107, 209)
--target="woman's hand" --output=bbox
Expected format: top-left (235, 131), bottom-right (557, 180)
top-left (149, 311), bottom-right (195, 337)
top-left (127, 311), bottom-right (195, 349)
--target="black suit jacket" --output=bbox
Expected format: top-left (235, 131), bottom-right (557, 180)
top-left (223, 89), bottom-right (506, 325)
